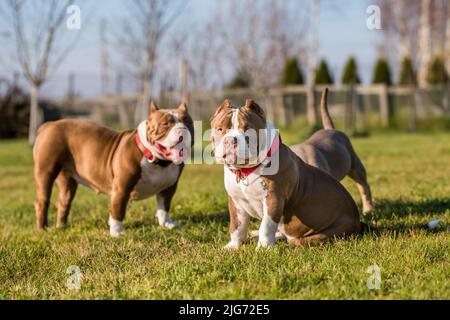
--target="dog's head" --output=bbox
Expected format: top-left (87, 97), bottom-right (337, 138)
top-left (210, 99), bottom-right (270, 168)
top-left (145, 101), bottom-right (193, 164)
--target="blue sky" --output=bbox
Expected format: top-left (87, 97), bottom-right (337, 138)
top-left (0, 0), bottom-right (383, 98)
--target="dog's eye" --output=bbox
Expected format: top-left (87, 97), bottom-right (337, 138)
top-left (215, 127), bottom-right (223, 133)
top-left (160, 122), bottom-right (169, 127)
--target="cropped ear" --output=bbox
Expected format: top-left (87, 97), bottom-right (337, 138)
top-left (149, 101), bottom-right (159, 114)
top-left (211, 99), bottom-right (231, 121)
top-left (243, 99), bottom-right (265, 118)
top-left (178, 102), bottom-right (188, 114)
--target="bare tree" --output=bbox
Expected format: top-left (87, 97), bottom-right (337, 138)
top-left (4, 0), bottom-right (86, 143)
top-left (418, 0), bottom-right (432, 87)
top-left (112, 0), bottom-right (187, 123)
top-left (211, 0), bottom-right (307, 120)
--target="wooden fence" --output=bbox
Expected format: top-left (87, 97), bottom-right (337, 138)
top-left (69, 84), bottom-right (450, 132)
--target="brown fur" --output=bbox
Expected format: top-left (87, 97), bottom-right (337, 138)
top-left (33, 102), bottom-right (192, 231)
top-left (212, 100), bottom-right (364, 247)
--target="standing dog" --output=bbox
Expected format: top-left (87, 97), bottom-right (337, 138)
top-left (291, 88), bottom-right (374, 214)
top-left (33, 102), bottom-right (193, 237)
top-left (210, 99), bottom-right (366, 249)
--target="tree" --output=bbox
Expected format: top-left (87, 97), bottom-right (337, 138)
top-left (372, 58), bottom-right (392, 85)
top-left (427, 56), bottom-right (448, 84)
top-left (341, 56), bottom-right (361, 84)
top-left (281, 57), bottom-right (304, 85)
top-left (112, 0), bottom-right (186, 123)
top-left (5, 0), bottom-right (85, 143)
top-left (225, 69), bottom-right (251, 89)
top-left (315, 59), bottom-right (333, 85)
top-left (418, 0), bottom-right (432, 87)
top-left (398, 56), bottom-right (417, 85)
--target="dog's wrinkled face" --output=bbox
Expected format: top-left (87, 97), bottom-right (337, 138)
top-left (146, 102), bottom-right (193, 164)
top-left (210, 99), bottom-right (267, 168)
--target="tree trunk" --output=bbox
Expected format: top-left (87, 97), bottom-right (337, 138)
top-left (28, 84), bottom-right (40, 144)
top-left (418, 0), bottom-right (431, 87)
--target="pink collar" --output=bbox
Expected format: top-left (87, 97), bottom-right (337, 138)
top-left (228, 135), bottom-right (281, 183)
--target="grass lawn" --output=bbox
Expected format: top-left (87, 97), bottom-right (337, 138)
top-left (0, 130), bottom-right (449, 299)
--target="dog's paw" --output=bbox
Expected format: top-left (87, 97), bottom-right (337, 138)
top-left (251, 230), bottom-right (286, 242)
top-left (108, 217), bottom-right (124, 238)
top-left (256, 241), bottom-right (275, 251)
top-left (224, 241), bottom-right (241, 250)
top-left (110, 229), bottom-right (124, 238)
top-left (160, 219), bottom-right (179, 230)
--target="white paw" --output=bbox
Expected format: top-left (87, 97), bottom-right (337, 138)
top-left (108, 217), bottom-right (124, 238)
top-left (251, 230), bottom-right (286, 242)
top-left (160, 219), bottom-right (179, 230)
top-left (224, 241), bottom-right (241, 250)
top-left (110, 228), bottom-right (124, 238)
top-left (256, 240), bottom-right (275, 251)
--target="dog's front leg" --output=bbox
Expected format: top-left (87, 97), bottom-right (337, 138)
top-left (257, 194), bottom-right (283, 250)
top-left (224, 196), bottom-right (250, 250)
top-left (156, 191), bottom-right (178, 230)
top-left (109, 184), bottom-right (131, 237)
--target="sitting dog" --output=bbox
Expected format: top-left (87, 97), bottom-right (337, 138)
top-left (210, 99), bottom-right (366, 249)
top-left (291, 88), bottom-right (374, 214)
top-left (33, 102), bottom-right (193, 237)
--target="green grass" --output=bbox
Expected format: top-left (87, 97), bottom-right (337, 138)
top-left (0, 130), bottom-right (449, 300)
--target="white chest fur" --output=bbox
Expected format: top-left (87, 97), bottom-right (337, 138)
top-left (224, 167), bottom-right (267, 220)
top-left (133, 158), bottom-right (181, 200)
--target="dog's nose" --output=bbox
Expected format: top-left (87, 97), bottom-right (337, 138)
top-left (224, 136), bottom-right (237, 146)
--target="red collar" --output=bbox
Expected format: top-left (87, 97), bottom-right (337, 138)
top-left (135, 133), bottom-right (158, 162)
top-left (228, 135), bottom-right (281, 183)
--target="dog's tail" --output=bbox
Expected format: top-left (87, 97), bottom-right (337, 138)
top-left (320, 87), bottom-right (335, 130)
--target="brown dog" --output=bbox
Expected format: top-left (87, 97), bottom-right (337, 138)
top-left (33, 102), bottom-right (193, 237)
top-left (291, 88), bottom-right (374, 214)
top-left (210, 99), bottom-right (365, 249)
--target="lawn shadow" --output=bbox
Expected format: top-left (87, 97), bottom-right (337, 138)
top-left (181, 210), bottom-right (229, 225)
top-left (364, 197), bottom-right (449, 236)
top-left (373, 198), bottom-right (450, 218)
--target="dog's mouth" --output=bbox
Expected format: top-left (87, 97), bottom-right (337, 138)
top-left (154, 142), bottom-right (185, 162)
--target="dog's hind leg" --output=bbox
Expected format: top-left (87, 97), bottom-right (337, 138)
top-left (55, 170), bottom-right (78, 228)
top-left (348, 156), bottom-right (374, 215)
top-left (34, 167), bottom-right (59, 230)
top-left (288, 234), bottom-right (329, 247)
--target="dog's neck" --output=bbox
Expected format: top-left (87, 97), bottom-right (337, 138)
top-left (137, 121), bottom-right (168, 162)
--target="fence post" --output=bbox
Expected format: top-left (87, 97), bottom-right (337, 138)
top-left (409, 87), bottom-right (417, 131)
top-left (306, 84), bottom-right (317, 126)
top-left (345, 85), bottom-right (355, 134)
top-left (379, 84), bottom-right (390, 128)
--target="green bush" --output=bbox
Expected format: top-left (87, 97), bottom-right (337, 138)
top-left (315, 59), bottom-right (334, 85)
top-left (427, 56), bottom-right (448, 85)
top-left (341, 56), bottom-right (361, 84)
top-left (372, 58), bottom-right (392, 85)
top-left (398, 56), bottom-right (416, 85)
top-left (281, 57), bottom-right (304, 85)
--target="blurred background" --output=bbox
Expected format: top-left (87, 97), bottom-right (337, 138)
top-left (0, 0), bottom-right (449, 143)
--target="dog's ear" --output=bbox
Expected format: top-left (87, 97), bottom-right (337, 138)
top-left (178, 102), bottom-right (188, 114)
top-left (211, 99), bottom-right (231, 121)
top-left (243, 99), bottom-right (265, 119)
top-left (149, 101), bottom-right (159, 114)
